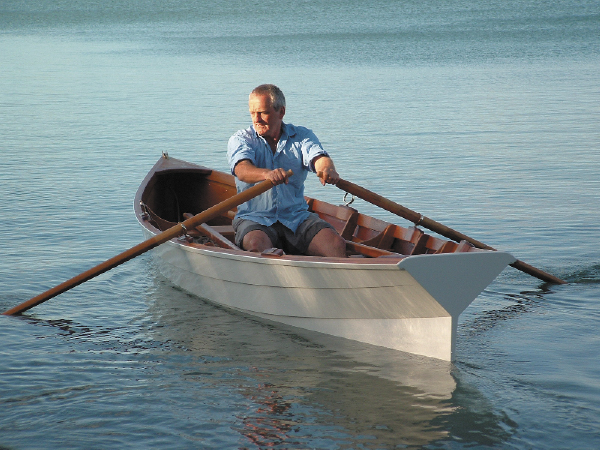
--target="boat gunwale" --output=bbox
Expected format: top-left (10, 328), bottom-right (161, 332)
top-left (138, 216), bottom-right (508, 276)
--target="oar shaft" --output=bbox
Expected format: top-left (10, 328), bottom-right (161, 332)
top-left (335, 178), bottom-right (566, 285)
top-left (3, 172), bottom-right (290, 316)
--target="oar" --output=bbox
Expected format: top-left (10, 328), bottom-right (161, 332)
top-left (332, 177), bottom-right (566, 285)
top-left (3, 171), bottom-right (292, 316)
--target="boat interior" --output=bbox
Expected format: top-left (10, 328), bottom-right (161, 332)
top-left (138, 162), bottom-right (480, 261)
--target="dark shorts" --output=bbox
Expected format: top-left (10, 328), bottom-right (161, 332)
top-left (233, 213), bottom-right (335, 254)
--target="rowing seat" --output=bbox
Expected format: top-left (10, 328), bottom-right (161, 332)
top-left (207, 225), bottom-right (236, 241)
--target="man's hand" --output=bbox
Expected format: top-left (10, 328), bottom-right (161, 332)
top-left (317, 167), bottom-right (340, 186)
top-left (265, 167), bottom-right (290, 186)
top-left (313, 156), bottom-right (340, 186)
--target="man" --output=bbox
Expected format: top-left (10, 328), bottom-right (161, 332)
top-left (227, 84), bottom-right (347, 257)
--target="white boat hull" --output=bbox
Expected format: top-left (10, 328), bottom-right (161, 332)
top-left (142, 228), bottom-right (515, 361)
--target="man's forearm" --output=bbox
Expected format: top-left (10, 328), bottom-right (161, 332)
top-left (234, 160), bottom-right (270, 183)
top-left (313, 155), bottom-right (335, 172)
top-left (234, 160), bottom-right (289, 185)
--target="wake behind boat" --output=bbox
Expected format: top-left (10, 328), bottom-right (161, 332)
top-left (135, 154), bottom-right (515, 361)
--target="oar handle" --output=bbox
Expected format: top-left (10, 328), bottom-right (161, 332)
top-left (334, 177), bottom-right (567, 285)
top-left (3, 170), bottom-right (292, 316)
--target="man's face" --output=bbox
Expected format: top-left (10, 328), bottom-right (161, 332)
top-left (249, 93), bottom-right (285, 140)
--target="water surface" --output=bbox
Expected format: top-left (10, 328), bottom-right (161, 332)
top-left (1, 1), bottom-right (599, 448)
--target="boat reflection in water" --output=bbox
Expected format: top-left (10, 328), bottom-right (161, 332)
top-left (146, 278), bottom-right (512, 448)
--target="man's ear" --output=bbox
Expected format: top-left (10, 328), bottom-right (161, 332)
top-left (279, 106), bottom-right (286, 119)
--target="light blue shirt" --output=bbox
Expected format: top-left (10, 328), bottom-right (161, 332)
top-left (227, 122), bottom-right (328, 232)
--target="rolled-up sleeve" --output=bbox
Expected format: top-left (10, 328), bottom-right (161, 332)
top-left (227, 132), bottom-right (256, 175)
top-left (299, 128), bottom-right (328, 172)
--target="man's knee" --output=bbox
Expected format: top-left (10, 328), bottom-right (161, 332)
top-left (242, 229), bottom-right (273, 253)
top-left (328, 230), bottom-right (348, 256)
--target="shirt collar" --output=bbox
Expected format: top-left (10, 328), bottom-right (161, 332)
top-left (282, 122), bottom-right (297, 138)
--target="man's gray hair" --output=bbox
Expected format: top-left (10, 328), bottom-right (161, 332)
top-left (251, 84), bottom-right (286, 111)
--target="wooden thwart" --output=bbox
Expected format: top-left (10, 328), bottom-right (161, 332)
top-left (182, 213), bottom-right (240, 250)
top-left (345, 241), bottom-right (401, 258)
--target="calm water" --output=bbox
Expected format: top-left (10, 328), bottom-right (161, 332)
top-left (1, 1), bottom-right (599, 448)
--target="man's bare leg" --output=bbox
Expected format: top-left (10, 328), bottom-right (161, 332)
top-left (242, 229), bottom-right (274, 253)
top-left (306, 228), bottom-right (347, 258)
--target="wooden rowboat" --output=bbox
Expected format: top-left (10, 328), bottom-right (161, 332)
top-left (135, 155), bottom-right (515, 361)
